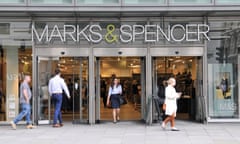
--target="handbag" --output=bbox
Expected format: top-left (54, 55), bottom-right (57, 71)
top-left (120, 95), bottom-right (127, 105)
top-left (162, 103), bottom-right (166, 111)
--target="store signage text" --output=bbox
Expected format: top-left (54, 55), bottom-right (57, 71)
top-left (32, 24), bottom-right (210, 43)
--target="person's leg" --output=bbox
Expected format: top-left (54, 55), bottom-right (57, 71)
top-left (162, 115), bottom-right (173, 129)
top-left (163, 116), bottom-right (171, 124)
top-left (53, 94), bottom-right (62, 124)
top-left (112, 109), bottom-right (117, 123)
top-left (170, 113), bottom-right (179, 131)
top-left (116, 108), bottom-right (120, 120)
top-left (53, 95), bottom-right (59, 125)
top-left (170, 115), bottom-right (175, 127)
top-left (13, 104), bottom-right (28, 124)
top-left (25, 104), bottom-right (32, 125)
top-left (103, 96), bottom-right (107, 107)
top-left (58, 95), bottom-right (63, 124)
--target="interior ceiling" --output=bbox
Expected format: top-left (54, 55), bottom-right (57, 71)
top-left (155, 56), bottom-right (195, 64)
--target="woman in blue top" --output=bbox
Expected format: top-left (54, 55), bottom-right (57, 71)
top-left (107, 77), bottom-right (122, 123)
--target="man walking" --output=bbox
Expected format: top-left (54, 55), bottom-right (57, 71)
top-left (10, 73), bottom-right (35, 130)
top-left (48, 69), bottom-right (70, 128)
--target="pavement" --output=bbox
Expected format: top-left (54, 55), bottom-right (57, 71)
top-left (1, 120), bottom-right (240, 144)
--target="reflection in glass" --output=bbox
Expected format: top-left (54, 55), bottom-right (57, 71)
top-left (37, 57), bottom-right (89, 124)
top-left (0, 0), bottom-right (24, 4)
top-left (169, 0), bottom-right (211, 4)
top-left (31, 0), bottom-right (72, 4)
top-left (77, 0), bottom-right (119, 4)
top-left (216, 0), bottom-right (240, 4)
top-left (207, 21), bottom-right (240, 119)
top-left (124, 0), bottom-right (164, 4)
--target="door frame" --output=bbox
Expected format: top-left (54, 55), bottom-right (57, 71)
top-left (33, 48), bottom-right (90, 124)
top-left (93, 48), bottom-right (149, 123)
top-left (150, 47), bottom-right (206, 123)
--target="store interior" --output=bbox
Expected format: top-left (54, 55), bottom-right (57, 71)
top-left (0, 49), bottom-right (199, 122)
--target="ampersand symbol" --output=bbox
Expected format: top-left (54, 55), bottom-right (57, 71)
top-left (105, 24), bottom-right (118, 43)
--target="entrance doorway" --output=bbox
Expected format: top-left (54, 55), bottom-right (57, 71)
top-left (95, 57), bottom-right (146, 122)
top-left (36, 56), bottom-right (89, 124)
top-left (153, 56), bottom-right (203, 121)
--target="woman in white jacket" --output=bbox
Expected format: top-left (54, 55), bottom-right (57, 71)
top-left (161, 77), bottom-right (181, 131)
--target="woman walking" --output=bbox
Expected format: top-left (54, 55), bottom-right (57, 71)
top-left (161, 77), bottom-right (182, 131)
top-left (107, 77), bottom-right (122, 123)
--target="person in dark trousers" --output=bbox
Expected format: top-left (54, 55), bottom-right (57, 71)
top-left (157, 77), bottom-right (167, 121)
top-left (101, 80), bottom-right (107, 108)
top-left (10, 73), bottom-right (35, 130)
top-left (132, 80), bottom-right (138, 110)
top-left (48, 69), bottom-right (70, 128)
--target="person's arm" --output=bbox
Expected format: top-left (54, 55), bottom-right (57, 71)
top-left (23, 89), bottom-right (29, 104)
top-left (165, 87), bottom-right (179, 99)
top-left (107, 87), bottom-right (112, 105)
top-left (48, 80), bottom-right (52, 96)
top-left (119, 85), bottom-right (122, 95)
top-left (61, 80), bottom-right (70, 98)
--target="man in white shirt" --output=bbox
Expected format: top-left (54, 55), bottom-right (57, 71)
top-left (48, 69), bottom-right (70, 128)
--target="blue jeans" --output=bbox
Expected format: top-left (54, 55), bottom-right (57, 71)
top-left (52, 93), bottom-right (63, 124)
top-left (13, 103), bottom-right (31, 125)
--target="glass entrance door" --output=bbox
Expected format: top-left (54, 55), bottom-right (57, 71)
top-left (95, 57), bottom-right (146, 122)
top-left (152, 56), bottom-right (203, 121)
top-left (36, 56), bottom-right (89, 124)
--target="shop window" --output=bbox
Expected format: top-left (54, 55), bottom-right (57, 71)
top-left (78, 0), bottom-right (119, 4)
top-left (0, 0), bottom-right (25, 4)
top-left (0, 46), bottom-right (32, 122)
top-left (216, 0), bottom-right (240, 4)
top-left (0, 23), bottom-right (10, 35)
top-left (207, 21), bottom-right (240, 119)
top-left (31, 0), bottom-right (72, 4)
top-left (124, 0), bottom-right (165, 5)
top-left (169, 0), bottom-right (211, 4)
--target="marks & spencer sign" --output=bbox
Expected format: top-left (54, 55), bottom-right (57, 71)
top-left (32, 23), bottom-right (210, 43)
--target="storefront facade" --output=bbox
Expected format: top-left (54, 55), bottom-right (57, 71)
top-left (0, 0), bottom-right (240, 124)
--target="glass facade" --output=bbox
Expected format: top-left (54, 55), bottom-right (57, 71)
top-left (124, 0), bottom-right (164, 5)
top-left (31, 0), bottom-right (72, 4)
top-left (169, 0), bottom-right (211, 4)
top-left (0, 21), bottom-right (32, 122)
top-left (0, 0), bottom-right (25, 4)
top-left (1, 0), bottom-right (240, 5)
top-left (216, 0), bottom-right (240, 4)
top-left (77, 0), bottom-right (119, 4)
top-left (0, 1), bottom-right (239, 123)
top-left (207, 19), bottom-right (240, 119)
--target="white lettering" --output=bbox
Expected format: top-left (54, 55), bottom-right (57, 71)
top-left (198, 24), bottom-right (210, 41)
top-left (64, 25), bottom-right (76, 42)
top-left (49, 25), bottom-right (64, 42)
top-left (133, 25), bottom-right (144, 42)
top-left (31, 23), bottom-right (210, 43)
top-left (186, 24), bottom-right (198, 41)
top-left (145, 25), bottom-right (157, 42)
top-left (120, 25), bottom-right (132, 43)
top-left (171, 24), bottom-right (186, 42)
top-left (89, 25), bottom-right (102, 43)
top-left (157, 25), bottom-right (170, 41)
top-left (32, 24), bottom-right (48, 42)
top-left (77, 25), bottom-right (90, 42)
